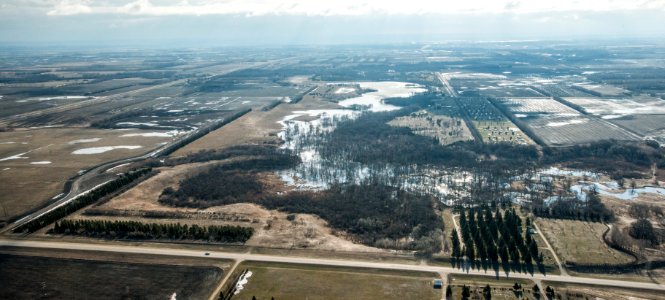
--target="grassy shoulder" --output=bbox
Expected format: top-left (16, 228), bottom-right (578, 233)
top-left (230, 261), bottom-right (442, 300)
top-left (449, 274), bottom-right (537, 300)
top-left (542, 281), bottom-right (664, 300)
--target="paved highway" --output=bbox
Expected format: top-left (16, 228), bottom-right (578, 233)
top-left (1, 239), bottom-right (663, 292)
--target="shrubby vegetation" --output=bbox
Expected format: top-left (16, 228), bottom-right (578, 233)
top-left (629, 219), bottom-right (659, 246)
top-left (52, 219), bottom-right (253, 243)
top-left (532, 190), bottom-right (614, 222)
top-left (265, 183), bottom-right (443, 252)
top-left (159, 154), bottom-right (300, 208)
top-left (162, 156), bottom-right (443, 251)
top-left (543, 140), bottom-right (664, 179)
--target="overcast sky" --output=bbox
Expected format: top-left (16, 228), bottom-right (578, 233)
top-left (1, 0), bottom-right (665, 46)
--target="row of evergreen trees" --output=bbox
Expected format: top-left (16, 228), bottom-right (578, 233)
top-left (14, 168), bottom-right (153, 234)
top-left (52, 219), bottom-right (253, 243)
top-left (451, 206), bottom-right (541, 267)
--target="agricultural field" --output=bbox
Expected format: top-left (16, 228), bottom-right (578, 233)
top-left (573, 83), bottom-right (629, 96)
top-left (229, 261), bottom-right (441, 300)
top-left (0, 253), bottom-right (225, 300)
top-left (531, 84), bottom-right (593, 97)
top-left (535, 219), bottom-right (634, 265)
top-left (0, 127), bottom-right (174, 224)
top-left (495, 97), bottom-right (638, 146)
top-left (473, 120), bottom-right (533, 144)
top-left (563, 95), bottom-right (665, 117)
top-left (521, 117), bottom-right (638, 146)
top-left (455, 97), bottom-right (533, 144)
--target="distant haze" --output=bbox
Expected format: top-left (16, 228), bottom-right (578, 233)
top-left (1, 0), bottom-right (665, 46)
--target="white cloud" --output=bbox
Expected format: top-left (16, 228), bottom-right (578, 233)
top-left (37, 0), bottom-right (665, 16)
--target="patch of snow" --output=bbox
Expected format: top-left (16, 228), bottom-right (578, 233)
top-left (337, 81), bottom-right (427, 112)
top-left (72, 146), bottom-right (142, 155)
top-left (571, 182), bottom-right (665, 201)
top-left (546, 119), bottom-right (587, 127)
top-left (601, 114), bottom-right (624, 119)
top-left (68, 138), bottom-right (101, 145)
top-left (121, 131), bottom-right (177, 138)
top-left (0, 152), bottom-right (29, 162)
top-left (334, 87), bottom-right (356, 94)
top-left (234, 271), bottom-right (253, 295)
top-left (116, 122), bottom-right (162, 127)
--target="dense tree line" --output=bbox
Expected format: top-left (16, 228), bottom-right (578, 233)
top-left (52, 219), bottom-right (253, 243)
top-left (543, 140), bottom-right (664, 179)
top-left (532, 190), bottom-right (614, 222)
top-left (165, 144), bottom-right (289, 166)
top-left (13, 168), bottom-right (153, 234)
top-left (452, 206), bottom-right (542, 270)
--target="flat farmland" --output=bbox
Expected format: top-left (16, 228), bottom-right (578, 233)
top-left (0, 253), bottom-right (224, 300)
top-left (496, 98), bottom-right (638, 146)
top-left (606, 114), bottom-right (665, 136)
top-left (230, 261), bottom-right (441, 300)
top-left (563, 96), bottom-right (665, 116)
top-left (523, 116), bottom-right (637, 146)
top-left (497, 97), bottom-right (579, 116)
top-left (0, 127), bottom-right (174, 223)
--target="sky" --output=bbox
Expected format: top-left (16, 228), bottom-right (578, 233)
top-left (1, 0), bottom-right (665, 46)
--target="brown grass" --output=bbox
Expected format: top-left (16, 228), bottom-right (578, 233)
top-left (536, 219), bottom-right (634, 265)
top-left (0, 127), bottom-right (172, 222)
top-left (172, 94), bottom-right (339, 156)
top-left (230, 261), bottom-right (441, 300)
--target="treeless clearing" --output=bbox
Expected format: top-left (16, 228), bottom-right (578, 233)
top-left (0, 127), bottom-right (173, 223)
top-left (0, 253), bottom-right (224, 300)
top-left (535, 219), bottom-right (634, 265)
top-left (231, 261), bottom-right (441, 300)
